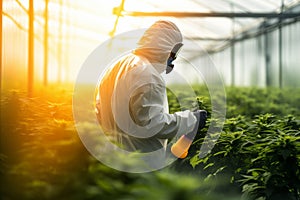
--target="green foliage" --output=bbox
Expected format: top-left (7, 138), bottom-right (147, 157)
top-left (225, 87), bottom-right (300, 118)
top-left (1, 86), bottom-right (299, 200)
top-left (185, 88), bottom-right (300, 200)
top-left (0, 86), bottom-right (240, 200)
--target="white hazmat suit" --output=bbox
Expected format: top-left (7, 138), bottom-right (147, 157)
top-left (96, 20), bottom-right (198, 153)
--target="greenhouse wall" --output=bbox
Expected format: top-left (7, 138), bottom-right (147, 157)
top-left (282, 21), bottom-right (300, 87)
top-left (197, 19), bottom-right (300, 88)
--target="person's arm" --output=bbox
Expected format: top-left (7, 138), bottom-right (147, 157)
top-left (129, 83), bottom-right (197, 140)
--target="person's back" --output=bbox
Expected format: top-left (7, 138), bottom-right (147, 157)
top-left (96, 53), bottom-right (171, 152)
top-left (96, 54), bottom-right (140, 132)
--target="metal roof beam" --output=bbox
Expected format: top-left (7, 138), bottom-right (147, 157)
top-left (120, 11), bottom-right (300, 18)
top-left (187, 37), bottom-right (230, 41)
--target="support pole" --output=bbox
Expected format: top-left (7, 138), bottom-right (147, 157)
top-left (57, 0), bottom-right (63, 83)
top-left (0, 0), bottom-right (2, 135)
top-left (64, 0), bottom-right (70, 83)
top-left (230, 41), bottom-right (235, 86)
top-left (265, 25), bottom-right (271, 87)
top-left (230, 4), bottom-right (235, 86)
top-left (110, 0), bottom-right (125, 37)
top-left (278, 0), bottom-right (284, 88)
top-left (278, 25), bottom-right (282, 88)
top-left (43, 0), bottom-right (49, 86)
top-left (28, 0), bottom-right (34, 97)
top-left (0, 0), bottom-right (2, 96)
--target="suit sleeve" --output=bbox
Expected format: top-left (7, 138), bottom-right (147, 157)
top-left (129, 83), bottom-right (197, 140)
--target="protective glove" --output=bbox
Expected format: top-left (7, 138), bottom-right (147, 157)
top-left (171, 110), bottom-right (207, 158)
top-left (193, 110), bottom-right (207, 130)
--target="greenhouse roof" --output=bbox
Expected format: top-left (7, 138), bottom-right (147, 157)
top-left (111, 0), bottom-right (300, 55)
top-left (3, 0), bottom-right (300, 80)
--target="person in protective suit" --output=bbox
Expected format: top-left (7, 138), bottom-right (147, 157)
top-left (95, 20), bottom-right (207, 154)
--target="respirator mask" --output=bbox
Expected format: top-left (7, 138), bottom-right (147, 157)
top-left (166, 43), bottom-right (183, 74)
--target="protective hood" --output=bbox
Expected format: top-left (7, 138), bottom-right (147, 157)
top-left (134, 20), bottom-right (183, 74)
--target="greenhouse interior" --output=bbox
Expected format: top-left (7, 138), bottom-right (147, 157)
top-left (1, 0), bottom-right (300, 200)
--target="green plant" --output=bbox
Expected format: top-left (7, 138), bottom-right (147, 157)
top-left (1, 86), bottom-right (299, 200)
top-left (239, 115), bottom-right (300, 200)
top-left (189, 113), bottom-right (300, 200)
